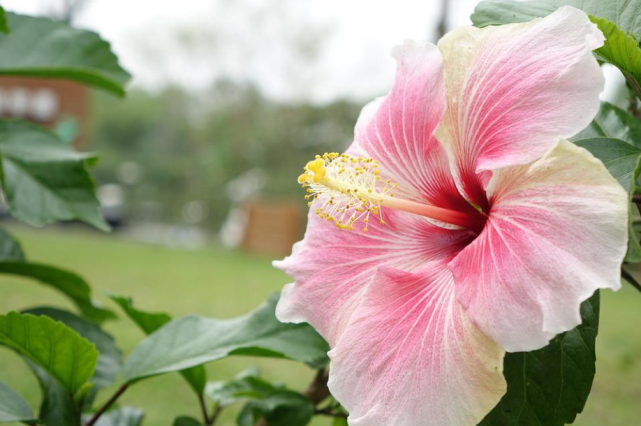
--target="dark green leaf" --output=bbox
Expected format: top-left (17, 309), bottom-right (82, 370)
top-left (0, 381), bottom-right (34, 423)
top-left (109, 294), bottom-right (207, 394)
top-left (122, 293), bottom-right (329, 384)
top-left (26, 360), bottom-right (79, 426)
top-left (572, 102), bottom-right (641, 146)
top-left (83, 407), bottom-right (144, 426)
top-left (173, 416), bottom-right (204, 426)
top-left (108, 294), bottom-right (172, 334)
top-left (471, 0), bottom-right (641, 39)
top-left (0, 7), bottom-right (8, 34)
top-left (0, 311), bottom-right (98, 394)
top-left (0, 261), bottom-right (115, 323)
top-left (237, 391), bottom-right (314, 426)
top-left (0, 229), bottom-right (24, 261)
top-left (0, 120), bottom-right (109, 231)
top-left (24, 307), bottom-right (122, 390)
top-left (0, 12), bottom-right (130, 96)
top-left (480, 292), bottom-right (600, 426)
top-left (205, 368), bottom-right (279, 407)
top-left (575, 137), bottom-right (641, 262)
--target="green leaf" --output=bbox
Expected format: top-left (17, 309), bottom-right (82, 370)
top-left (237, 391), bottom-right (314, 426)
top-left (0, 261), bottom-right (115, 323)
top-left (576, 138), bottom-right (641, 192)
top-left (0, 120), bottom-right (109, 231)
top-left (0, 311), bottom-right (98, 394)
top-left (83, 407), bottom-right (144, 426)
top-left (572, 102), bottom-right (641, 146)
top-left (471, 2), bottom-right (641, 94)
top-left (24, 307), bottom-right (122, 390)
top-left (0, 7), bottom-right (8, 35)
top-left (589, 16), bottom-right (641, 88)
top-left (109, 294), bottom-right (207, 394)
top-left (172, 416), bottom-right (204, 426)
top-left (0, 381), bottom-right (34, 423)
top-left (0, 229), bottom-right (24, 261)
top-left (107, 294), bottom-right (173, 334)
top-left (205, 368), bottom-right (279, 407)
top-left (122, 293), bottom-right (329, 385)
top-left (574, 137), bottom-right (641, 262)
top-left (0, 12), bottom-right (130, 96)
top-left (332, 418), bottom-right (349, 426)
top-left (471, 0), bottom-right (641, 40)
top-left (480, 292), bottom-right (600, 426)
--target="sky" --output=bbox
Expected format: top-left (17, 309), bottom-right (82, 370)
top-left (1, 0), bottom-right (623, 104)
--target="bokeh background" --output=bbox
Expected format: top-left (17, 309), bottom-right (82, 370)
top-left (0, 1), bottom-right (638, 425)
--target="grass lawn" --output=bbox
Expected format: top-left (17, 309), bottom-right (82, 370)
top-left (0, 225), bottom-right (640, 425)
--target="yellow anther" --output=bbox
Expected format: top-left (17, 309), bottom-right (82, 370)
top-left (312, 158), bottom-right (325, 170)
top-left (298, 174), bottom-right (312, 184)
top-left (298, 152), bottom-right (396, 232)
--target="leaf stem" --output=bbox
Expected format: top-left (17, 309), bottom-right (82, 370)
top-left (209, 405), bottom-right (222, 425)
top-left (621, 267), bottom-right (641, 293)
top-left (84, 384), bottom-right (129, 426)
top-left (198, 393), bottom-right (211, 425)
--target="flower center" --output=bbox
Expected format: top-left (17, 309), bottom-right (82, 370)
top-left (298, 153), bottom-right (484, 232)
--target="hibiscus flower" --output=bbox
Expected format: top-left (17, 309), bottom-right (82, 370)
top-left (275, 7), bottom-right (628, 426)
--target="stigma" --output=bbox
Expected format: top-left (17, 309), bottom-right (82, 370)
top-left (298, 153), bottom-right (483, 232)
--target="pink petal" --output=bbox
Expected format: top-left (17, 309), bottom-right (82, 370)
top-left (328, 266), bottom-right (506, 426)
top-left (276, 40), bottom-right (478, 346)
top-left (450, 141), bottom-right (628, 352)
top-left (436, 6), bottom-right (605, 209)
top-left (353, 40), bottom-right (476, 215)
top-left (276, 207), bottom-right (473, 346)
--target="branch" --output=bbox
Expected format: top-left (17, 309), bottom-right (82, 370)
top-left (621, 267), bottom-right (641, 293)
top-left (84, 384), bottom-right (129, 426)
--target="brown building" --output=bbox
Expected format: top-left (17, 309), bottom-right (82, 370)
top-left (0, 76), bottom-right (89, 146)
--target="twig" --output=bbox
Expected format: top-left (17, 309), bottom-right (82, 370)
top-left (621, 267), bottom-right (641, 293)
top-left (84, 384), bottom-right (129, 426)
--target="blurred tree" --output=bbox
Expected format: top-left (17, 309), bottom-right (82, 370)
top-left (42, 0), bottom-right (90, 24)
top-left (88, 83), bottom-right (362, 230)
